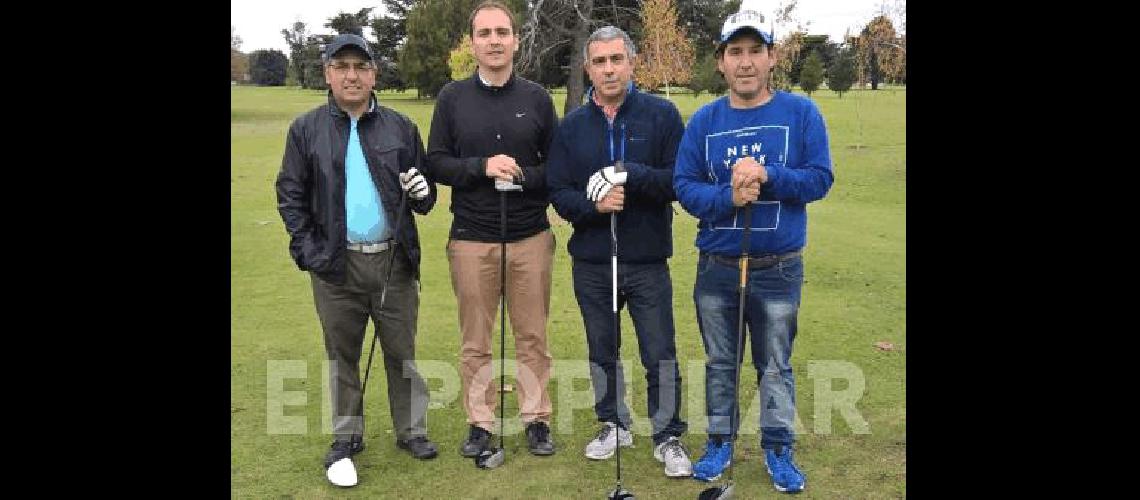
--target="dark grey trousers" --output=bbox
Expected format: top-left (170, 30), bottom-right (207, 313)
top-left (310, 247), bottom-right (429, 442)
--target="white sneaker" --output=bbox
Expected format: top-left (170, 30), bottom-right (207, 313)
top-left (654, 437), bottom-right (693, 477)
top-left (584, 422), bottom-right (633, 460)
top-left (325, 457), bottom-right (358, 487)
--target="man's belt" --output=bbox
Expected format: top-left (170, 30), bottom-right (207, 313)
top-left (346, 240), bottom-right (394, 254)
top-left (705, 249), bottom-right (802, 269)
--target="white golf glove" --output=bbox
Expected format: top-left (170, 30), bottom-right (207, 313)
top-left (585, 165), bottom-right (628, 202)
top-left (400, 168), bottom-right (430, 200)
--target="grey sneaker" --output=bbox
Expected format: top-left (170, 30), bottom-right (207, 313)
top-left (653, 437), bottom-right (693, 477)
top-left (584, 422), bottom-right (633, 460)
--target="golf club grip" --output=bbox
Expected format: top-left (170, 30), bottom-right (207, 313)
top-left (739, 204), bottom-right (752, 288)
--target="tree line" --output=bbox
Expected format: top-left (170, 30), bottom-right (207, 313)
top-left (230, 0), bottom-right (905, 108)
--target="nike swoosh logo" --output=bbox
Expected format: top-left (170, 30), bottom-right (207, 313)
top-left (516, 112), bottom-right (526, 118)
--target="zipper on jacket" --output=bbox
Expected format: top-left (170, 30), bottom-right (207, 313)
top-left (606, 122), bottom-right (626, 167)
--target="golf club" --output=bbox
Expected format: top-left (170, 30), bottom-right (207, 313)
top-left (605, 135), bottom-right (634, 499)
top-left (358, 186), bottom-right (410, 440)
top-left (475, 189), bottom-right (511, 469)
top-left (699, 169), bottom-right (758, 500)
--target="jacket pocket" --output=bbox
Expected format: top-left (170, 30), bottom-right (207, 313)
top-left (292, 233), bottom-right (326, 272)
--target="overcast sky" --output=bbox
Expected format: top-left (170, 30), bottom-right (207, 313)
top-left (231, 0), bottom-right (901, 54)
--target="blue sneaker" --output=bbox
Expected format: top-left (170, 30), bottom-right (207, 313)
top-left (692, 439), bottom-right (732, 482)
top-left (765, 445), bottom-right (806, 493)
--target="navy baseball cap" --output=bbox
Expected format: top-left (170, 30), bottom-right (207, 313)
top-left (324, 33), bottom-right (374, 61)
top-left (719, 10), bottom-right (774, 47)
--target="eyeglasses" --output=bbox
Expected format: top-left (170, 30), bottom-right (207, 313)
top-left (328, 61), bottom-right (375, 74)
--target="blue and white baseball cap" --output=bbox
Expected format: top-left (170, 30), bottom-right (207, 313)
top-left (719, 10), bottom-right (774, 46)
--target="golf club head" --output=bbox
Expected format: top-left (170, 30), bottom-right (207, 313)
top-left (474, 447), bottom-right (505, 469)
top-left (606, 487), bottom-right (634, 499)
top-left (697, 484), bottom-right (734, 500)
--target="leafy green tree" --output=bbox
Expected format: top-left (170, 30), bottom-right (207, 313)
top-left (301, 35), bottom-right (334, 90)
top-left (399, 0), bottom-right (456, 98)
top-left (798, 49), bottom-right (823, 96)
top-left (674, 0), bottom-right (741, 59)
top-left (827, 46), bottom-right (856, 98)
top-left (449, 34), bottom-right (476, 81)
top-left (249, 49), bottom-right (289, 86)
top-left (687, 51), bottom-right (726, 97)
top-left (281, 22), bottom-right (309, 88)
top-left (325, 8), bottom-right (373, 36)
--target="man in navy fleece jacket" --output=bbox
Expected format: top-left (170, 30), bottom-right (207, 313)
top-left (546, 25), bottom-right (692, 479)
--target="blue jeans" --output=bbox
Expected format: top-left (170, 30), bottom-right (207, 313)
top-left (694, 252), bottom-right (803, 448)
top-left (572, 259), bottom-right (688, 445)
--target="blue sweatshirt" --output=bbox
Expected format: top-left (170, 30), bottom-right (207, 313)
top-left (674, 92), bottom-right (833, 256)
top-left (547, 85), bottom-right (684, 264)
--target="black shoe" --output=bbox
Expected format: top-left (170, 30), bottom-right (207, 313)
top-left (526, 421), bottom-right (555, 456)
top-left (460, 425), bottom-right (491, 457)
top-left (324, 437), bottom-right (365, 469)
top-left (397, 435), bottom-right (439, 460)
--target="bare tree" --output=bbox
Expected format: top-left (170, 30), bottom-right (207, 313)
top-left (517, 0), bottom-right (594, 114)
top-left (767, 1), bottom-right (807, 92)
top-left (231, 26), bottom-right (248, 83)
top-left (879, 0), bottom-right (905, 35)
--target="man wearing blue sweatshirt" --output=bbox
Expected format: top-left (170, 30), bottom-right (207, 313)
top-left (547, 26), bottom-right (691, 478)
top-left (673, 10), bottom-right (834, 494)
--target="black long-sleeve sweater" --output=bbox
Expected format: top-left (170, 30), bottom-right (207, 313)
top-left (426, 73), bottom-right (558, 242)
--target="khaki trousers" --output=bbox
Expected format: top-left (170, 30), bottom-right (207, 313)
top-left (447, 230), bottom-right (555, 430)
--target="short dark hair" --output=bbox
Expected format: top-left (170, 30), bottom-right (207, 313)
top-left (583, 26), bottom-right (636, 63)
top-left (468, 0), bottom-right (518, 37)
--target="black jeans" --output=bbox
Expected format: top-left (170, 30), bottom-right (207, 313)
top-left (572, 259), bottom-right (687, 445)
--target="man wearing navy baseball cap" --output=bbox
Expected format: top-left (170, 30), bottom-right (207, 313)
top-left (324, 33), bottom-right (373, 61)
top-left (276, 30), bottom-right (440, 487)
top-left (673, 8), bottom-right (834, 494)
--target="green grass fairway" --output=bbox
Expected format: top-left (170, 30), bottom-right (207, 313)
top-left (232, 85), bottom-right (904, 498)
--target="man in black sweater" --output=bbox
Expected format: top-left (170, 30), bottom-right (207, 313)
top-left (425, 0), bottom-right (559, 458)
